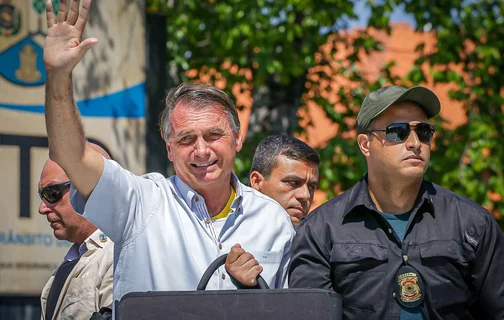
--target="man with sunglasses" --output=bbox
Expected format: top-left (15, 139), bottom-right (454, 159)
top-left (39, 143), bottom-right (114, 320)
top-left (289, 85), bottom-right (504, 319)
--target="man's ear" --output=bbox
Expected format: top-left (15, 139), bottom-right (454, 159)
top-left (249, 171), bottom-right (265, 190)
top-left (235, 132), bottom-right (243, 152)
top-left (166, 143), bottom-right (173, 162)
top-left (357, 133), bottom-right (371, 157)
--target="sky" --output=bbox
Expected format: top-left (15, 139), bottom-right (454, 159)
top-left (350, 0), bottom-right (416, 28)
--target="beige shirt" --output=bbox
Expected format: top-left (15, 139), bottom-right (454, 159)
top-left (40, 229), bottom-right (114, 320)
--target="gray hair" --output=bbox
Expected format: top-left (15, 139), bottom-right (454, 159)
top-left (250, 135), bottom-right (320, 178)
top-left (159, 83), bottom-right (240, 142)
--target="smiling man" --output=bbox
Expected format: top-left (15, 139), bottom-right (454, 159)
top-left (249, 135), bottom-right (320, 226)
top-left (289, 85), bottom-right (504, 319)
top-left (42, 0), bottom-right (293, 303)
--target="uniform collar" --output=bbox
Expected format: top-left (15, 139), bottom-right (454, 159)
top-left (343, 175), bottom-right (435, 218)
top-left (64, 229), bottom-right (108, 261)
top-left (86, 228), bottom-right (109, 249)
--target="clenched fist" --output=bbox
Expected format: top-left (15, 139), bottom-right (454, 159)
top-left (225, 243), bottom-right (263, 287)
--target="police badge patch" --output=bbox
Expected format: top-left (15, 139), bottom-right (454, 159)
top-left (394, 265), bottom-right (425, 308)
top-left (398, 272), bottom-right (421, 302)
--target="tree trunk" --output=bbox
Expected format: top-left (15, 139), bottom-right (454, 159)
top-left (247, 74), bottom-right (306, 137)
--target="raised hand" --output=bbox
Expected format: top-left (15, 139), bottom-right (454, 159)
top-left (44, 0), bottom-right (97, 75)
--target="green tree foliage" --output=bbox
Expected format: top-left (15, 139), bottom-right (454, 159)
top-left (147, 0), bottom-right (391, 134)
top-left (401, 0), bottom-right (504, 225)
top-left (146, 0), bottom-right (396, 183)
top-left (146, 0), bottom-right (503, 226)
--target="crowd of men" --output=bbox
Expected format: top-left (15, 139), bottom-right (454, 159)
top-left (37, 0), bottom-right (504, 319)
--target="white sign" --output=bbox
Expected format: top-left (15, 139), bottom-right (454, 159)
top-left (0, 0), bottom-right (146, 294)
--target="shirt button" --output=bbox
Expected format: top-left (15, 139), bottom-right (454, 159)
top-left (219, 243), bottom-right (223, 250)
top-left (222, 274), bottom-right (226, 280)
top-left (204, 218), bottom-right (211, 224)
top-left (195, 197), bottom-right (199, 202)
top-left (392, 292), bottom-right (396, 298)
top-left (388, 229), bottom-right (393, 234)
top-left (403, 255), bottom-right (409, 263)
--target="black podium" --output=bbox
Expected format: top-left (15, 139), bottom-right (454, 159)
top-left (115, 288), bottom-right (342, 320)
top-left (115, 254), bottom-right (342, 319)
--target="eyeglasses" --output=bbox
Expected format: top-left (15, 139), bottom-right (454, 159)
top-left (38, 181), bottom-right (72, 204)
top-left (367, 122), bottom-right (435, 143)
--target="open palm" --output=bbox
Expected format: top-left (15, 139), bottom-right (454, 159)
top-left (44, 0), bottom-right (97, 74)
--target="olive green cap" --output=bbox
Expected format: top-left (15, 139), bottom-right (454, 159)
top-left (357, 85), bottom-right (441, 134)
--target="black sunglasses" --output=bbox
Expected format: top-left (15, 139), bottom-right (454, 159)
top-left (367, 122), bottom-right (435, 143)
top-left (38, 181), bottom-right (72, 204)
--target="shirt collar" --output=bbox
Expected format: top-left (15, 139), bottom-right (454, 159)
top-left (343, 175), bottom-right (435, 218)
top-left (230, 173), bottom-right (244, 210)
top-left (173, 173), bottom-right (244, 212)
top-left (64, 242), bottom-right (85, 262)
